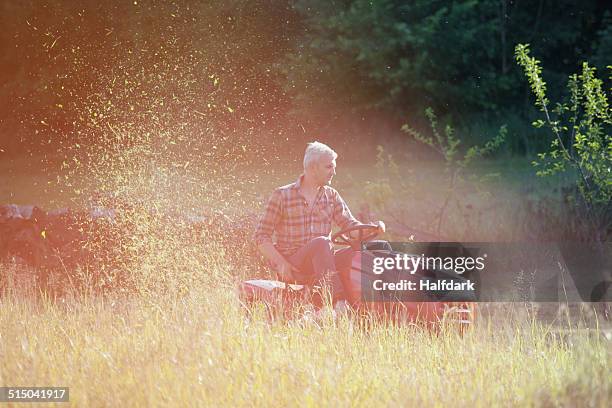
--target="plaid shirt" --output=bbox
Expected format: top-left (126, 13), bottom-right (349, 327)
top-left (254, 175), bottom-right (359, 256)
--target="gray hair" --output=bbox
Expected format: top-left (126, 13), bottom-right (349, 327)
top-left (303, 141), bottom-right (337, 169)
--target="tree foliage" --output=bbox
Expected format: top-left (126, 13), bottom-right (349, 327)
top-left (285, 0), bottom-right (609, 139)
top-left (516, 43), bottom-right (611, 235)
top-left (401, 108), bottom-right (506, 234)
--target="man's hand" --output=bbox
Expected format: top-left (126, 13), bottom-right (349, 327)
top-left (346, 221), bottom-right (386, 240)
top-left (257, 241), bottom-right (299, 282)
top-left (276, 258), bottom-right (297, 282)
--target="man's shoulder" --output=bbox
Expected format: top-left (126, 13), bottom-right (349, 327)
top-left (322, 185), bottom-right (339, 193)
top-left (276, 181), bottom-right (298, 192)
top-left (270, 182), bottom-right (342, 198)
top-left (322, 185), bottom-right (341, 198)
top-left (269, 181), bottom-right (299, 199)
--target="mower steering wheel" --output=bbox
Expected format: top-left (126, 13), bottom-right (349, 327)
top-left (331, 223), bottom-right (381, 248)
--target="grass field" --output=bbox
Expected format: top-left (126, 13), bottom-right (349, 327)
top-left (1, 150), bottom-right (610, 407)
top-left (1, 284), bottom-right (609, 407)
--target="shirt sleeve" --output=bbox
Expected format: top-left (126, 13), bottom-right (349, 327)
top-left (254, 188), bottom-right (283, 245)
top-left (331, 189), bottom-right (360, 230)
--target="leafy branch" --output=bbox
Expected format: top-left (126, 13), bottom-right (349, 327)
top-left (515, 44), bottom-right (611, 236)
top-left (402, 108), bottom-right (506, 235)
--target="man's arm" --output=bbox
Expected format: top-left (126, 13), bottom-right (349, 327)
top-left (331, 189), bottom-right (360, 230)
top-left (331, 189), bottom-right (386, 236)
top-left (254, 189), bottom-right (296, 280)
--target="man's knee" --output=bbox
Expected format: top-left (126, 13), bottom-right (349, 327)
top-left (309, 236), bottom-right (332, 252)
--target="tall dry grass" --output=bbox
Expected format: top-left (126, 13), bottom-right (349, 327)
top-left (1, 258), bottom-right (610, 407)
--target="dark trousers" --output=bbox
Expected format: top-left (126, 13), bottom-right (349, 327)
top-left (286, 237), bottom-right (354, 305)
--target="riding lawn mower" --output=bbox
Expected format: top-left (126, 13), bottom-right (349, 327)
top-left (238, 224), bottom-right (477, 330)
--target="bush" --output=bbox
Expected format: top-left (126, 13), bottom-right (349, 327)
top-left (515, 44), bottom-right (611, 240)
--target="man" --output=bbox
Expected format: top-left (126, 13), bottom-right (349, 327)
top-left (254, 141), bottom-right (385, 312)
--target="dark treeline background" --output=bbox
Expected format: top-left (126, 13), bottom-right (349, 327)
top-left (0, 0), bottom-right (610, 158)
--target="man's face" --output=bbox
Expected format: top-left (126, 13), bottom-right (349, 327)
top-left (313, 155), bottom-right (336, 186)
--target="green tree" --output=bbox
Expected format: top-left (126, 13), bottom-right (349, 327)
top-left (283, 0), bottom-right (606, 151)
top-left (289, 0), bottom-right (601, 113)
top-left (515, 43), bottom-right (611, 239)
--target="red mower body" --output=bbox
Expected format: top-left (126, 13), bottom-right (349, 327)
top-left (239, 241), bottom-right (477, 329)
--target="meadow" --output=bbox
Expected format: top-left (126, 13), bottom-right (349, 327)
top-left (0, 150), bottom-right (610, 407)
top-left (1, 283), bottom-right (609, 406)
